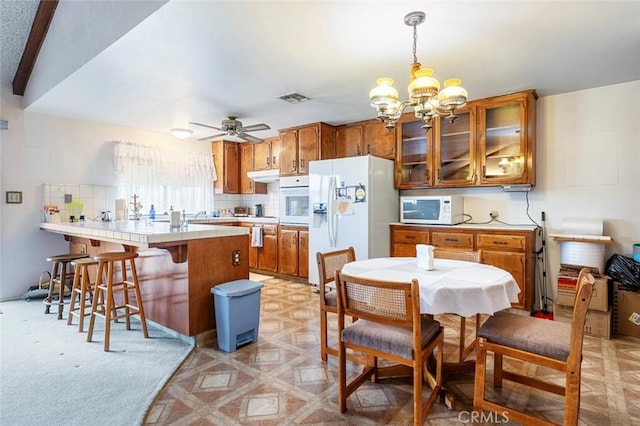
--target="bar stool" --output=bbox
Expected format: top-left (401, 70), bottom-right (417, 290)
top-left (87, 251), bottom-right (149, 351)
top-left (43, 253), bottom-right (89, 319)
top-left (67, 257), bottom-right (101, 332)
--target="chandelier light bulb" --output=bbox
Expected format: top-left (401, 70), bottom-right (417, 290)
top-left (369, 11), bottom-right (467, 131)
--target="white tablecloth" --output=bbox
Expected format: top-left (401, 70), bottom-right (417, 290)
top-left (341, 257), bottom-right (520, 317)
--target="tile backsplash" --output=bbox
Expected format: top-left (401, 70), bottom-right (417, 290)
top-left (42, 183), bottom-right (118, 222)
top-left (42, 182), bottom-right (281, 222)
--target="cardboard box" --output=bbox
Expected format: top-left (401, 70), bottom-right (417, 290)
top-left (553, 303), bottom-right (611, 339)
top-left (555, 275), bottom-right (610, 312)
top-left (613, 284), bottom-right (640, 338)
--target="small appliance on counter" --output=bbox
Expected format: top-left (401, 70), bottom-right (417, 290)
top-left (254, 204), bottom-right (263, 217)
top-left (234, 207), bottom-right (249, 217)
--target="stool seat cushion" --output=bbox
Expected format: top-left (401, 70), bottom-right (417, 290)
top-left (478, 311), bottom-right (571, 361)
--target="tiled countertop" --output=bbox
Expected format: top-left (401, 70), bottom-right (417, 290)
top-left (40, 220), bottom-right (248, 248)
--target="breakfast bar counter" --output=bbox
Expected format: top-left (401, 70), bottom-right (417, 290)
top-left (40, 221), bottom-right (249, 337)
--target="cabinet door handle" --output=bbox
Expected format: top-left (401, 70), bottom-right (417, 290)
top-left (266, 156), bottom-right (270, 167)
top-left (300, 159), bottom-right (305, 170)
top-left (292, 159), bottom-right (297, 171)
top-left (272, 156), bottom-right (277, 167)
top-left (367, 144), bottom-right (370, 154)
top-left (357, 145), bottom-right (361, 156)
top-left (445, 237), bottom-right (460, 242)
top-left (249, 181), bottom-right (253, 192)
top-left (482, 165), bottom-right (486, 178)
top-left (405, 235), bottom-right (415, 239)
top-left (492, 241), bottom-right (508, 245)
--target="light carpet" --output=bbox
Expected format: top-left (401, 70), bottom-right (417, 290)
top-left (0, 299), bottom-right (193, 426)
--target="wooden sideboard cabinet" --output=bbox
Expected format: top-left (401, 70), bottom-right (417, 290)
top-left (390, 224), bottom-right (540, 311)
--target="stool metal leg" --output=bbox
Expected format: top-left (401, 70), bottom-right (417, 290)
top-left (44, 261), bottom-right (61, 314)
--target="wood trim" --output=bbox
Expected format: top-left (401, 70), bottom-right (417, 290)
top-left (13, 0), bottom-right (59, 96)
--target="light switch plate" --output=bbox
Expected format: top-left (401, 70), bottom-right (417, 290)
top-left (64, 193), bottom-right (73, 203)
top-left (6, 191), bottom-right (22, 204)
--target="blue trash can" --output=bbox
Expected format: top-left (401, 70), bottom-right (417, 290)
top-left (211, 279), bottom-right (264, 352)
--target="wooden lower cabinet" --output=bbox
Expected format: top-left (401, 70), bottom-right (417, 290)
top-left (278, 225), bottom-right (309, 278)
top-left (390, 224), bottom-right (540, 311)
top-left (240, 223), bottom-right (278, 273)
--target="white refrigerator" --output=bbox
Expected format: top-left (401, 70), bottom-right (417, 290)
top-left (308, 155), bottom-right (399, 286)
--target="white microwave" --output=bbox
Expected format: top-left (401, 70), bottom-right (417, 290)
top-left (400, 195), bottom-right (464, 225)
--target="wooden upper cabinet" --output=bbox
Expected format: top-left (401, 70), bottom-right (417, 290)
top-left (254, 136), bottom-right (280, 171)
top-left (336, 119), bottom-right (395, 159)
top-left (433, 107), bottom-right (477, 187)
top-left (336, 124), bottom-right (364, 158)
top-left (240, 143), bottom-right (267, 194)
top-left (279, 129), bottom-right (298, 175)
top-left (279, 122), bottom-right (336, 176)
top-left (476, 90), bottom-right (537, 186)
top-left (394, 113), bottom-right (434, 189)
top-left (393, 89), bottom-right (536, 189)
top-left (212, 140), bottom-right (240, 194)
top-left (363, 120), bottom-right (395, 159)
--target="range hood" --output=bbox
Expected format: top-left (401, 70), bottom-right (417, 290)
top-left (247, 169), bottom-right (280, 183)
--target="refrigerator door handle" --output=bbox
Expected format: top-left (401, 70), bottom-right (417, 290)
top-left (328, 176), bottom-right (337, 247)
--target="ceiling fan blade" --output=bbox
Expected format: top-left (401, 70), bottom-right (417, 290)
top-left (239, 133), bottom-right (264, 144)
top-left (198, 132), bottom-right (226, 141)
top-left (189, 121), bottom-right (223, 131)
top-left (239, 123), bottom-right (270, 132)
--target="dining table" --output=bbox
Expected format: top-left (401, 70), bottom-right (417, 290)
top-left (341, 256), bottom-right (520, 367)
top-left (341, 256), bottom-right (521, 409)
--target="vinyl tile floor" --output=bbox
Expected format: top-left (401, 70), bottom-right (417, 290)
top-left (145, 277), bottom-right (640, 425)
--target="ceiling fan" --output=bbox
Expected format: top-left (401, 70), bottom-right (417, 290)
top-left (189, 117), bottom-right (271, 144)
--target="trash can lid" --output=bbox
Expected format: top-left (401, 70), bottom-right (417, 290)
top-left (211, 279), bottom-right (264, 297)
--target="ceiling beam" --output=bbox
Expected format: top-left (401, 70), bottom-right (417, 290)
top-left (12, 0), bottom-right (59, 96)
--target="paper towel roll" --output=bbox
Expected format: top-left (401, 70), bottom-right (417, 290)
top-left (115, 199), bottom-right (127, 221)
top-left (562, 217), bottom-right (603, 236)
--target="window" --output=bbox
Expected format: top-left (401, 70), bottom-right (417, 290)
top-left (113, 141), bottom-right (216, 215)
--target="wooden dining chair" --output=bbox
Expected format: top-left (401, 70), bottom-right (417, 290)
top-left (335, 271), bottom-right (444, 425)
top-left (316, 247), bottom-right (356, 362)
top-left (433, 248), bottom-right (482, 366)
top-left (473, 267), bottom-right (595, 425)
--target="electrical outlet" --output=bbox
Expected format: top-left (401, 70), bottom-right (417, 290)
top-left (490, 210), bottom-right (499, 219)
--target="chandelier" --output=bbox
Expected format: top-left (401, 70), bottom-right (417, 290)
top-left (369, 11), bottom-right (468, 131)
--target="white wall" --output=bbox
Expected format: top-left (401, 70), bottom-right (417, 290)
top-left (0, 81), bottom-right (212, 300)
top-left (2, 81), bottom-right (639, 302)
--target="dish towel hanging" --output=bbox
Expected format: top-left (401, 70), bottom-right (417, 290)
top-left (251, 226), bottom-right (263, 247)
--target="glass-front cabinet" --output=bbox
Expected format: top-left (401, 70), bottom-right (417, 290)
top-left (477, 90), bottom-right (537, 186)
top-left (393, 89), bottom-right (536, 189)
top-left (395, 115), bottom-right (433, 188)
top-left (434, 108), bottom-right (476, 186)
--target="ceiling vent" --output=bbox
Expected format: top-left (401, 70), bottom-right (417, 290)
top-left (278, 93), bottom-right (311, 104)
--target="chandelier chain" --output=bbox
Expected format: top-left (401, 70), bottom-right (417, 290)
top-left (412, 23), bottom-right (418, 64)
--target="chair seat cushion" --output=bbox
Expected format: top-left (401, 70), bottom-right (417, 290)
top-left (478, 311), bottom-right (571, 361)
top-left (324, 289), bottom-right (337, 307)
top-left (342, 317), bottom-right (440, 360)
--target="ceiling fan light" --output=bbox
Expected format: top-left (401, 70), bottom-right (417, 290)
top-left (170, 128), bottom-right (194, 139)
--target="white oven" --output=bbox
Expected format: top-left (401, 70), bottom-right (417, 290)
top-left (279, 176), bottom-right (310, 225)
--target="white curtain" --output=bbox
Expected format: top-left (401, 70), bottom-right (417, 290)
top-left (113, 141), bottom-right (217, 215)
